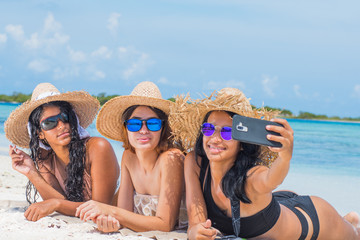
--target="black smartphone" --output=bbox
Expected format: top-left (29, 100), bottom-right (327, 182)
top-left (231, 115), bottom-right (283, 147)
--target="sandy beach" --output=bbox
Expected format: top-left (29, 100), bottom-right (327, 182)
top-left (0, 147), bottom-right (187, 240)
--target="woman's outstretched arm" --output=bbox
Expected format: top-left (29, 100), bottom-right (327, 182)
top-left (247, 118), bottom-right (294, 194)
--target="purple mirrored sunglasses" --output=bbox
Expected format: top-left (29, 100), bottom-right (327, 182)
top-left (201, 123), bottom-right (232, 141)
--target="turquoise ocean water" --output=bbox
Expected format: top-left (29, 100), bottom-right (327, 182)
top-left (0, 102), bottom-right (359, 214)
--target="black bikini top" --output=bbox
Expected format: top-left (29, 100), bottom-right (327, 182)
top-left (199, 157), bottom-right (281, 238)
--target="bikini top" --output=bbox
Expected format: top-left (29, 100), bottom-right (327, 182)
top-left (42, 138), bottom-right (92, 201)
top-left (133, 192), bottom-right (188, 230)
top-left (199, 157), bottom-right (281, 238)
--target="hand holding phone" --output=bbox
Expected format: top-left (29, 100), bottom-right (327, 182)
top-left (231, 115), bottom-right (283, 147)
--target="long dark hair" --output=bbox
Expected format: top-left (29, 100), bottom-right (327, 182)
top-left (121, 105), bottom-right (182, 153)
top-left (27, 101), bottom-right (87, 203)
top-left (195, 111), bottom-right (261, 203)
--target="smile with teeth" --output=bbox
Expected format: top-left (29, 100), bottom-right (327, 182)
top-left (208, 145), bottom-right (226, 151)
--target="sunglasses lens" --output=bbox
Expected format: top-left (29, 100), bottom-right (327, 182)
top-left (146, 118), bottom-right (162, 131)
top-left (40, 112), bottom-right (69, 131)
top-left (125, 119), bottom-right (142, 132)
top-left (220, 126), bottom-right (232, 141)
top-left (201, 123), bottom-right (215, 137)
top-left (41, 118), bottom-right (58, 131)
top-left (60, 112), bottom-right (69, 122)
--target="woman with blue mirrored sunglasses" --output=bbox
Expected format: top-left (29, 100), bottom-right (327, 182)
top-left (78, 81), bottom-right (187, 233)
top-left (125, 118), bottom-right (163, 132)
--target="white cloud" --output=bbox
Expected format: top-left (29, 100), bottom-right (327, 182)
top-left (123, 53), bottom-right (153, 79)
top-left (293, 84), bottom-right (301, 97)
top-left (68, 47), bottom-right (86, 62)
top-left (53, 67), bottom-right (80, 79)
top-left (43, 13), bottom-right (62, 34)
top-left (261, 75), bottom-right (277, 97)
top-left (22, 13), bottom-right (69, 55)
top-left (107, 13), bottom-right (121, 35)
top-left (24, 33), bottom-right (41, 49)
top-left (204, 80), bottom-right (245, 91)
top-left (118, 47), bottom-right (127, 54)
top-left (0, 34), bottom-right (7, 43)
top-left (157, 77), bottom-right (187, 87)
top-left (91, 46), bottom-right (112, 59)
top-left (5, 24), bottom-right (24, 41)
top-left (224, 80), bottom-right (246, 89)
top-left (158, 77), bottom-right (169, 84)
top-left (3, 13), bottom-right (153, 82)
top-left (46, 32), bottom-right (69, 47)
top-left (94, 70), bottom-right (106, 79)
top-left (353, 85), bottom-right (360, 98)
top-left (28, 59), bottom-right (49, 72)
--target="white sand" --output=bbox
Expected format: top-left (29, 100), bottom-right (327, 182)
top-left (0, 152), bottom-right (186, 240)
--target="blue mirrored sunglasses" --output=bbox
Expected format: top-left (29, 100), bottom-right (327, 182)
top-left (201, 122), bottom-right (232, 141)
top-left (125, 118), bottom-right (163, 132)
top-left (40, 112), bottom-right (69, 131)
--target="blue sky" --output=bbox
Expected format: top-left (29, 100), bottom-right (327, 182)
top-left (0, 0), bottom-right (359, 117)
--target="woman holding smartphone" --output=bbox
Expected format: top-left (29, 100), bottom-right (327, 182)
top-left (76, 81), bottom-right (187, 232)
top-left (170, 87), bottom-right (360, 239)
top-left (5, 83), bottom-right (119, 221)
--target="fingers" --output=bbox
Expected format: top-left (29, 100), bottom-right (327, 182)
top-left (84, 212), bottom-right (99, 222)
top-left (76, 201), bottom-right (102, 222)
top-left (75, 201), bottom-right (89, 218)
top-left (24, 206), bottom-right (32, 220)
top-left (96, 215), bottom-right (120, 233)
top-left (76, 201), bottom-right (93, 220)
top-left (271, 118), bottom-right (292, 131)
top-left (199, 220), bottom-right (217, 239)
top-left (9, 145), bottom-right (25, 157)
top-left (203, 219), bottom-right (212, 228)
top-left (266, 119), bottom-right (294, 147)
top-left (24, 206), bottom-right (39, 222)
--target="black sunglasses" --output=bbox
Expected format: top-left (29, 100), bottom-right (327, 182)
top-left (40, 112), bottom-right (69, 131)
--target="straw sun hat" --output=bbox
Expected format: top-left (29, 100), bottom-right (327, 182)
top-left (96, 81), bottom-right (173, 142)
top-left (5, 83), bottom-right (100, 148)
top-left (169, 88), bottom-right (280, 167)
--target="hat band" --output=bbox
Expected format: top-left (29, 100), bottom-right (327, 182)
top-left (36, 91), bottom-right (60, 101)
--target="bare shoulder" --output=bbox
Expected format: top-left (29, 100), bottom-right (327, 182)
top-left (184, 151), bottom-right (201, 177)
top-left (86, 137), bottom-right (117, 165)
top-left (247, 165), bottom-right (268, 177)
top-left (86, 137), bottom-right (113, 151)
top-left (121, 149), bottom-right (136, 167)
top-left (157, 148), bottom-right (185, 173)
top-left (159, 148), bottom-right (185, 163)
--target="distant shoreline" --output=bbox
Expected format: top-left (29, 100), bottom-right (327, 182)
top-left (0, 101), bottom-right (21, 104)
top-left (0, 101), bottom-right (359, 123)
top-left (286, 117), bottom-right (360, 124)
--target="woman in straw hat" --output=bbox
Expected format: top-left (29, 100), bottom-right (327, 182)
top-left (170, 88), bottom-right (360, 240)
top-left (76, 81), bottom-right (187, 232)
top-left (5, 83), bottom-right (120, 221)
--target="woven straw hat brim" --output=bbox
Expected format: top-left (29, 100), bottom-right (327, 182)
top-left (169, 93), bottom-right (279, 167)
top-left (96, 95), bottom-right (173, 142)
top-left (4, 91), bottom-right (100, 148)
